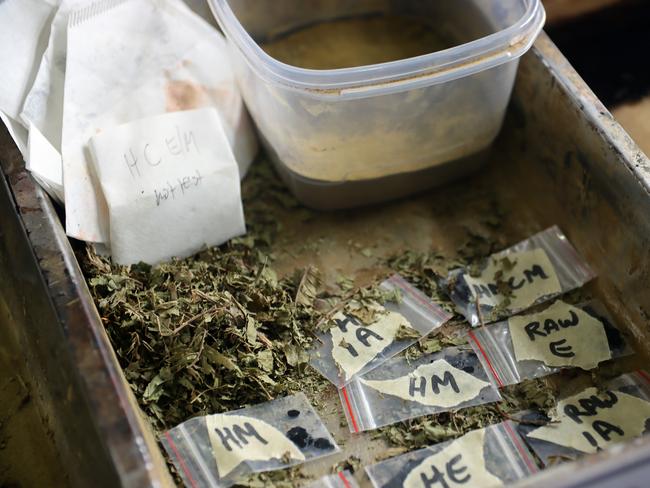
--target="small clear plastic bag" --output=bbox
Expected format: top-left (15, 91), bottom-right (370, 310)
top-left (365, 421), bottom-right (538, 487)
top-left (339, 346), bottom-right (501, 433)
top-left (516, 371), bottom-right (650, 465)
top-left (446, 226), bottom-right (595, 326)
top-left (468, 300), bottom-right (632, 387)
top-left (161, 393), bottom-right (339, 488)
top-left (310, 274), bottom-right (452, 387)
top-left (307, 470), bottom-right (360, 488)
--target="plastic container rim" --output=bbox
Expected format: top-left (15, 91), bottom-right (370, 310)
top-left (208, 0), bottom-right (546, 98)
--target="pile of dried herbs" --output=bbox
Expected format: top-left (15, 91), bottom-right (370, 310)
top-left (79, 162), bottom-right (399, 431)
top-left (79, 159), bottom-right (559, 486)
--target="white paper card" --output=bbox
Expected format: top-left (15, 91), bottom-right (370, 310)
top-left (89, 108), bottom-right (245, 265)
top-left (62, 0), bottom-right (257, 242)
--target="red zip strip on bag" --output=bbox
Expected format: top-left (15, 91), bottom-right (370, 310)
top-left (341, 386), bottom-right (360, 433)
top-left (468, 331), bottom-right (504, 388)
top-left (338, 471), bottom-right (353, 488)
top-left (165, 432), bottom-right (199, 488)
top-left (502, 421), bottom-right (538, 474)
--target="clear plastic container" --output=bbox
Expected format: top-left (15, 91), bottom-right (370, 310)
top-left (209, 0), bottom-right (546, 209)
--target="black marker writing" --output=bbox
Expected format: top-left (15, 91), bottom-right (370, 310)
top-left (334, 315), bottom-right (384, 358)
top-left (564, 391), bottom-right (618, 424)
top-left (562, 391), bottom-right (626, 451)
top-left (582, 420), bottom-right (624, 449)
top-left (549, 339), bottom-right (575, 358)
top-left (419, 454), bottom-right (471, 488)
top-left (471, 264), bottom-right (550, 300)
top-left (524, 310), bottom-right (580, 341)
top-left (214, 421), bottom-right (268, 451)
top-left (409, 372), bottom-right (459, 398)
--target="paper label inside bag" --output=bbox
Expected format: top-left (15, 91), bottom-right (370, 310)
top-left (206, 414), bottom-right (305, 478)
top-left (330, 309), bottom-right (412, 380)
top-left (528, 387), bottom-right (650, 453)
top-left (89, 108), bottom-right (245, 264)
top-left (360, 359), bottom-right (490, 407)
top-left (465, 248), bottom-right (561, 311)
top-left (404, 429), bottom-right (502, 488)
top-left (509, 301), bottom-right (611, 370)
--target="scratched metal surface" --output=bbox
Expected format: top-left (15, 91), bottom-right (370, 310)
top-left (1, 31), bottom-right (649, 487)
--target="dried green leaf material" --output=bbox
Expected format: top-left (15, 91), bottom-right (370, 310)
top-left (238, 465), bottom-right (309, 488)
top-left (394, 323), bottom-right (422, 341)
top-left (78, 159), bottom-right (565, 485)
top-left (295, 266), bottom-right (322, 307)
top-left (79, 162), bottom-right (334, 431)
top-left (373, 377), bottom-right (556, 450)
top-left (332, 455), bottom-right (362, 475)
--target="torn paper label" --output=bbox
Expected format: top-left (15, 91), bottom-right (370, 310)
top-left (88, 108), bottom-right (245, 264)
top-left (509, 301), bottom-right (611, 370)
top-left (529, 387), bottom-right (650, 453)
top-left (360, 359), bottom-right (490, 408)
top-left (330, 309), bottom-right (411, 380)
top-left (404, 429), bottom-right (502, 488)
top-left (465, 248), bottom-right (561, 311)
top-left (207, 414), bottom-right (305, 478)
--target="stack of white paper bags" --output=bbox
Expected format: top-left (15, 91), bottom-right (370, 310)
top-left (0, 0), bottom-right (258, 265)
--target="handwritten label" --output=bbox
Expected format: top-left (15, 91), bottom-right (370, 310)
top-left (528, 387), bottom-right (650, 453)
top-left (465, 249), bottom-right (561, 311)
top-left (206, 414), bottom-right (305, 478)
top-left (509, 301), bottom-right (611, 370)
top-left (329, 309), bottom-right (413, 381)
top-left (89, 108), bottom-right (245, 265)
top-left (404, 429), bottom-right (502, 488)
top-left (360, 359), bottom-right (490, 407)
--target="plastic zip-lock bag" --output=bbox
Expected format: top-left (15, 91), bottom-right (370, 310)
top-left (517, 371), bottom-right (650, 465)
top-left (445, 226), bottom-right (595, 326)
top-left (365, 421), bottom-right (538, 487)
top-left (339, 346), bottom-right (501, 433)
top-left (468, 300), bottom-right (632, 387)
top-left (161, 393), bottom-right (339, 488)
top-left (309, 274), bottom-right (452, 387)
top-left (307, 470), bottom-right (360, 488)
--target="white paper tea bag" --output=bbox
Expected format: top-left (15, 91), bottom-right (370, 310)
top-left (88, 108), bottom-right (245, 265)
top-left (0, 0), bottom-right (55, 121)
top-left (62, 0), bottom-right (257, 242)
top-left (21, 0), bottom-right (91, 151)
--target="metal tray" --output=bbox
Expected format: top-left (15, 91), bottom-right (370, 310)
top-left (1, 32), bottom-right (649, 487)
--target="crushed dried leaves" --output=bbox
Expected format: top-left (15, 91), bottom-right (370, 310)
top-left (79, 159), bottom-right (562, 486)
